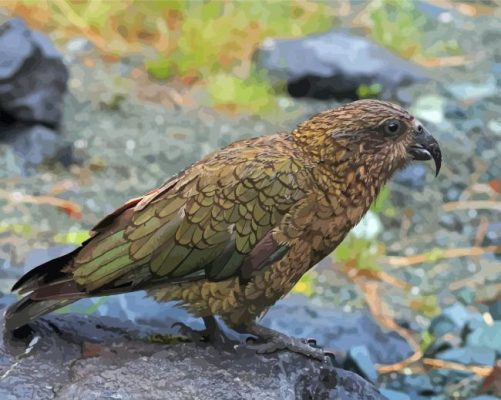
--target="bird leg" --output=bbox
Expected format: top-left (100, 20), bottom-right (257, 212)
top-left (235, 322), bottom-right (327, 361)
top-left (172, 316), bottom-right (232, 347)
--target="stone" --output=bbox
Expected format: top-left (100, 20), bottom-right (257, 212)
top-left (394, 164), bottom-right (427, 190)
top-left (344, 345), bottom-right (378, 383)
top-left (466, 322), bottom-right (501, 352)
top-left (0, 311), bottom-right (385, 400)
top-left (453, 287), bottom-right (476, 306)
top-left (254, 30), bottom-right (427, 100)
top-left (261, 295), bottom-right (414, 365)
top-left (1, 123), bottom-right (73, 170)
top-left (488, 300), bottom-right (501, 321)
top-left (436, 346), bottom-right (496, 366)
top-left (0, 18), bottom-right (68, 128)
top-left (429, 303), bottom-right (483, 337)
top-left (379, 389), bottom-right (411, 400)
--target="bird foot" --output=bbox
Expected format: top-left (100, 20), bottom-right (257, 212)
top-left (172, 316), bottom-right (233, 348)
top-left (172, 322), bottom-right (209, 343)
top-left (234, 322), bottom-right (334, 362)
top-left (245, 334), bottom-right (328, 361)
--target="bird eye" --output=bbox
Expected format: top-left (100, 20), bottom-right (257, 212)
top-left (383, 120), bottom-right (402, 136)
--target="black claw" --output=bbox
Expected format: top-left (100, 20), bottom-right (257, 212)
top-left (246, 336), bottom-right (257, 345)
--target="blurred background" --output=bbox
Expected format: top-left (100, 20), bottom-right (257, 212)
top-left (0, 1), bottom-right (500, 398)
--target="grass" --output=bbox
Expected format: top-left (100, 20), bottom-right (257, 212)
top-left (4, 0), bottom-right (335, 113)
top-left (2, 0), bottom-right (447, 114)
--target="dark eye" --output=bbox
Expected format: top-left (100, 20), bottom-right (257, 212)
top-left (383, 120), bottom-right (402, 136)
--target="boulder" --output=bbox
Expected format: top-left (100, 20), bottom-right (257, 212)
top-left (1, 123), bottom-right (73, 170)
top-left (0, 312), bottom-right (386, 400)
top-left (0, 18), bottom-right (68, 128)
top-left (254, 30), bottom-right (427, 100)
top-left (0, 18), bottom-right (71, 170)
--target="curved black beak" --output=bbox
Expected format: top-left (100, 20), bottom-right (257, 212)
top-left (408, 127), bottom-right (442, 176)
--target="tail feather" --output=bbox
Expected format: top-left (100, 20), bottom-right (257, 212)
top-left (5, 247), bottom-right (85, 332)
top-left (12, 247), bottom-right (82, 293)
top-left (4, 297), bottom-right (76, 331)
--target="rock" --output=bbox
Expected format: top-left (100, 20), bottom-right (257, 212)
top-left (262, 295), bottom-right (414, 365)
top-left (0, 18), bottom-right (68, 128)
top-left (385, 373), bottom-right (440, 398)
top-left (344, 345), bottom-right (378, 383)
top-left (1, 123), bottom-right (73, 170)
top-left (40, 291), bottom-right (413, 368)
top-left (0, 312), bottom-right (385, 400)
top-left (466, 322), bottom-right (501, 352)
top-left (488, 300), bottom-right (501, 321)
top-left (436, 346), bottom-right (496, 366)
top-left (394, 164), bottom-right (427, 190)
top-left (254, 30), bottom-right (427, 100)
top-left (423, 332), bottom-right (462, 358)
top-left (446, 76), bottom-right (497, 102)
top-left (429, 303), bottom-right (483, 338)
top-left (352, 211), bottom-right (383, 240)
top-left (379, 389), bottom-right (411, 400)
top-left (453, 287), bottom-right (476, 306)
top-left (410, 94), bottom-right (446, 124)
top-left (401, 374), bottom-right (437, 396)
top-left (483, 223), bottom-right (501, 247)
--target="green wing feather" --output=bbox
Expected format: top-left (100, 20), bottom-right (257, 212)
top-left (70, 137), bottom-right (311, 292)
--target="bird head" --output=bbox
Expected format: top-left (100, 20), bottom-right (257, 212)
top-left (293, 100), bottom-right (442, 179)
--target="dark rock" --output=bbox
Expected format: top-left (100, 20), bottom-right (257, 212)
top-left (344, 345), bottom-right (378, 383)
top-left (466, 322), bottom-right (501, 352)
top-left (379, 388), bottom-right (411, 400)
top-left (0, 312), bottom-right (385, 400)
top-left (394, 164), bottom-right (427, 190)
top-left (262, 295), bottom-right (414, 365)
top-left (428, 315), bottom-right (458, 338)
top-left (254, 30), bottom-right (427, 100)
top-left (0, 18), bottom-right (68, 127)
top-left (487, 300), bottom-right (501, 321)
top-left (453, 287), bottom-right (476, 306)
top-left (436, 346), bottom-right (496, 366)
top-left (401, 374), bottom-right (437, 396)
top-left (483, 223), bottom-right (501, 247)
top-left (1, 123), bottom-right (73, 170)
top-left (429, 303), bottom-right (483, 338)
top-left (423, 332), bottom-right (462, 358)
top-left (444, 102), bottom-right (468, 119)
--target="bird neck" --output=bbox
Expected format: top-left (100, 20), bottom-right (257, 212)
top-left (291, 134), bottom-right (390, 208)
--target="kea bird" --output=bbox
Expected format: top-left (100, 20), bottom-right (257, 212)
top-left (5, 100), bottom-right (441, 359)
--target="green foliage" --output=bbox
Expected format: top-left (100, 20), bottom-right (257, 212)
top-left (335, 236), bottom-right (384, 272)
top-left (357, 83), bottom-right (383, 99)
top-left (292, 272), bottom-right (314, 297)
top-left (53, 230), bottom-right (90, 245)
top-left (410, 294), bottom-right (440, 318)
top-left (54, 296), bottom-right (107, 315)
top-left (368, 0), bottom-right (427, 59)
top-left (207, 71), bottom-right (276, 114)
top-left (371, 186), bottom-right (390, 213)
top-left (420, 330), bottom-right (435, 352)
top-left (0, 222), bottom-right (33, 237)
top-left (371, 186), bottom-right (397, 217)
top-left (148, 333), bottom-right (191, 345)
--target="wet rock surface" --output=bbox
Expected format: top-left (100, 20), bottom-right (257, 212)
top-left (0, 310), bottom-right (385, 400)
top-left (255, 30), bottom-right (427, 100)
